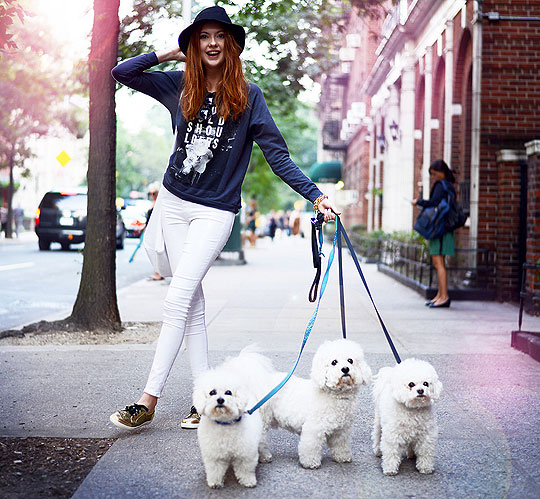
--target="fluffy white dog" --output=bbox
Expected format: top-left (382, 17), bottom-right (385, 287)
top-left (265, 339), bottom-right (372, 469)
top-left (372, 358), bottom-right (442, 475)
top-left (193, 349), bottom-right (273, 488)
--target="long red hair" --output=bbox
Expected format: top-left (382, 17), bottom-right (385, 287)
top-left (181, 25), bottom-right (248, 122)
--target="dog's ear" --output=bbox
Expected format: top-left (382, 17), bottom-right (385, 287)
top-left (391, 374), bottom-right (410, 404)
top-left (430, 377), bottom-right (443, 402)
top-left (192, 384), bottom-right (208, 415)
top-left (310, 344), bottom-right (329, 389)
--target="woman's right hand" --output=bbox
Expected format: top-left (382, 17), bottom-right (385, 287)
top-left (156, 47), bottom-right (186, 63)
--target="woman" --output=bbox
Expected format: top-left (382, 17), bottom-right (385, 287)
top-left (109, 6), bottom-right (338, 430)
top-left (413, 159), bottom-right (456, 309)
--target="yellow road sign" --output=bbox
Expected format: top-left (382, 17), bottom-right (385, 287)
top-left (56, 150), bottom-right (71, 167)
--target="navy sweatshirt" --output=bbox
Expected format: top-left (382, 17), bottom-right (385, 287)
top-left (111, 52), bottom-right (323, 213)
top-left (416, 180), bottom-right (456, 208)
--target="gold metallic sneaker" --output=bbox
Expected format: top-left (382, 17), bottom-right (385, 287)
top-left (180, 405), bottom-right (200, 429)
top-left (110, 403), bottom-right (154, 429)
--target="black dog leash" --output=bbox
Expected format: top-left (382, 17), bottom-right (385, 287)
top-left (309, 213), bottom-right (325, 302)
top-left (335, 215), bottom-right (401, 364)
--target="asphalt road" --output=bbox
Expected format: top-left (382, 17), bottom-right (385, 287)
top-left (0, 233), bottom-right (154, 331)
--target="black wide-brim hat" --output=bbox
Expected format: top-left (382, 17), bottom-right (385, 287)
top-left (178, 6), bottom-right (246, 54)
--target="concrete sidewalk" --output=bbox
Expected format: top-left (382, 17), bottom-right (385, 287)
top-left (1, 235), bottom-right (539, 498)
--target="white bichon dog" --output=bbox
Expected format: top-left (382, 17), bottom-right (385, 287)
top-left (372, 358), bottom-right (443, 475)
top-left (193, 349), bottom-right (273, 488)
top-left (265, 339), bottom-right (372, 469)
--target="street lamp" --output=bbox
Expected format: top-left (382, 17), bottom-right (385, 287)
top-left (389, 120), bottom-right (399, 141)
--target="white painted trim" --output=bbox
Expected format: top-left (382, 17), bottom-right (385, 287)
top-left (496, 150), bottom-right (527, 162)
top-left (469, 0), bottom-right (482, 259)
top-left (525, 140), bottom-right (540, 156)
top-left (413, 0), bottom-right (467, 60)
top-left (452, 103), bottom-right (462, 115)
top-left (444, 19), bottom-right (454, 166)
top-left (422, 51), bottom-right (433, 200)
top-left (431, 118), bottom-right (440, 129)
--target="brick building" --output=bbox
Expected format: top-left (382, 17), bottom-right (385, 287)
top-left (318, 0), bottom-right (540, 305)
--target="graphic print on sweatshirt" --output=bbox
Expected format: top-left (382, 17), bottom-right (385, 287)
top-left (172, 93), bottom-right (237, 190)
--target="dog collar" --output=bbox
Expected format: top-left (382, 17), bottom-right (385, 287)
top-left (214, 415), bottom-right (242, 425)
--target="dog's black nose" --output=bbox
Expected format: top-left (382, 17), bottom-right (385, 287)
top-left (417, 389), bottom-right (424, 395)
top-left (217, 397), bottom-right (225, 405)
top-left (341, 366), bottom-right (350, 374)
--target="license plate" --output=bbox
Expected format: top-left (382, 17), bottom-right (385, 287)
top-left (59, 216), bottom-right (74, 226)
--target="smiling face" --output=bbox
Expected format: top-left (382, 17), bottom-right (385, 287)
top-left (199, 21), bottom-right (226, 71)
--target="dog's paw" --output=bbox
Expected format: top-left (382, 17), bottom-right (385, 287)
top-left (207, 481), bottom-right (224, 489)
top-left (417, 464), bottom-right (434, 474)
top-left (332, 452), bottom-right (352, 463)
top-left (238, 477), bottom-right (257, 488)
top-left (300, 457), bottom-right (321, 469)
top-left (382, 468), bottom-right (399, 476)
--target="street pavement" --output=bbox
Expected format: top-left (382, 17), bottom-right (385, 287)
top-left (1, 232), bottom-right (540, 498)
top-left (0, 231), bottom-right (154, 330)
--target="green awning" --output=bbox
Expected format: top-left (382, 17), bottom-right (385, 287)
top-left (309, 161), bottom-right (342, 183)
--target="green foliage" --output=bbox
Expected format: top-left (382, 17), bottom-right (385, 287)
top-left (221, 0), bottom-right (347, 96)
top-left (115, 105), bottom-right (172, 197)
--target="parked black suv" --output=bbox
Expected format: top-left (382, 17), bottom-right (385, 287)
top-left (35, 191), bottom-right (125, 251)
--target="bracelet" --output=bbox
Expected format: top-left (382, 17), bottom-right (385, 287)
top-left (313, 194), bottom-right (328, 213)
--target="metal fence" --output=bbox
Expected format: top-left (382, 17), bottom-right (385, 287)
top-left (349, 234), bottom-right (496, 299)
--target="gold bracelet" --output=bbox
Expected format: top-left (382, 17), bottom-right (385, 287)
top-left (313, 194), bottom-right (328, 213)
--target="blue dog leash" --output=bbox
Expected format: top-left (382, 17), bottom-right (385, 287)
top-left (246, 215), bottom-right (401, 415)
top-left (246, 223), bottom-right (339, 415)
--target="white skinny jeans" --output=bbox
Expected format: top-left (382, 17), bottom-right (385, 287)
top-left (144, 187), bottom-right (234, 397)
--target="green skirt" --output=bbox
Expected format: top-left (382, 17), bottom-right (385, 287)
top-left (429, 232), bottom-right (455, 256)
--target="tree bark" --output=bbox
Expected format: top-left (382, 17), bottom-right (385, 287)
top-left (69, 0), bottom-right (121, 330)
top-left (6, 145), bottom-right (14, 239)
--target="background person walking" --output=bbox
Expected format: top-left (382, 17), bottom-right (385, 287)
top-left (109, 6), bottom-right (339, 430)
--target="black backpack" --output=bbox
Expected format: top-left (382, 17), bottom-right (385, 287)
top-left (440, 181), bottom-right (468, 232)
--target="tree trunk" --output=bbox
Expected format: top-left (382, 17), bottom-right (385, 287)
top-left (6, 145), bottom-right (14, 239)
top-left (69, 0), bottom-right (121, 330)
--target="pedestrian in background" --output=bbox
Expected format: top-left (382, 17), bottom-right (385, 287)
top-left (145, 183), bottom-right (164, 281)
top-left (13, 205), bottom-right (24, 238)
top-left (0, 205), bottom-right (8, 238)
top-left (413, 159), bottom-right (456, 308)
top-left (110, 5), bottom-right (339, 430)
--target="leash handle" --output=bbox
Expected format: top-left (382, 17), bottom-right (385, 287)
top-left (247, 225), bottom-right (338, 415)
top-left (335, 216), bottom-right (401, 364)
top-left (309, 213), bottom-right (325, 302)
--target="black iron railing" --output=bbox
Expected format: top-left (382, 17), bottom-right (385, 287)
top-left (349, 234), bottom-right (496, 299)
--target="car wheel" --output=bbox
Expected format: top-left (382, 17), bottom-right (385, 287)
top-left (116, 236), bottom-right (125, 250)
top-left (38, 238), bottom-right (51, 251)
top-left (61, 242), bottom-right (70, 251)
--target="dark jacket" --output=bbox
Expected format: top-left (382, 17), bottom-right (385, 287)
top-left (416, 180), bottom-right (456, 209)
top-left (111, 52), bottom-right (322, 213)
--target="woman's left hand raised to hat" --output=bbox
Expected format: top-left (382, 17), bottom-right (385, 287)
top-left (156, 47), bottom-right (186, 63)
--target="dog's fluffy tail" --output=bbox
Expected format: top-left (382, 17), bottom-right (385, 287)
top-left (221, 345), bottom-right (275, 393)
top-left (372, 366), bottom-right (394, 402)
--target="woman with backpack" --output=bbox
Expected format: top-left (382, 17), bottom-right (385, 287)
top-left (413, 160), bottom-right (456, 308)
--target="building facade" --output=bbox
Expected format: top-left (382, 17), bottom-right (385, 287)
top-left (318, 0), bottom-right (540, 304)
